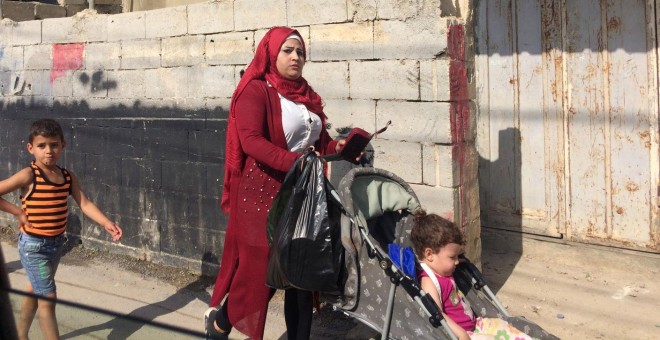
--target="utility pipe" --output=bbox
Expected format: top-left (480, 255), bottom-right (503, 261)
top-left (89, 0), bottom-right (94, 10)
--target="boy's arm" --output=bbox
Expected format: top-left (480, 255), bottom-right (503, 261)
top-left (421, 277), bottom-right (471, 340)
top-left (69, 172), bottom-right (122, 242)
top-left (0, 168), bottom-right (33, 227)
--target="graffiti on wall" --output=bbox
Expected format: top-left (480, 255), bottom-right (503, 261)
top-left (50, 43), bottom-right (84, 83)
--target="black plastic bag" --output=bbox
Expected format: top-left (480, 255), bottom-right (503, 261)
top-left (266, 151), bottom-right (344, 292)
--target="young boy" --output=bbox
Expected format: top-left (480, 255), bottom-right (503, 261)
top-left (0, 119), bottom-right (122, 340)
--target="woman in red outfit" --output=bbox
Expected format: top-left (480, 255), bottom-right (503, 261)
top-left (205, 26), bottom-right (344, 340)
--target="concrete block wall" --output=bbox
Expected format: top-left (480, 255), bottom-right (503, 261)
top-left (0, 1), bottom-right (122, 21)
top-left (0, 0), bottom-right (480, 271)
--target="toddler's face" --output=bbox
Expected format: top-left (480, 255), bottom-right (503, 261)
top-left (425, 242), bottom-right (463, 277)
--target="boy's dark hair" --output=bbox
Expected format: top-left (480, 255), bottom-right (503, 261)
top-left (410, 210), bottom-right (465, 257)
top-left (29, 119), bottom-right (64, 143)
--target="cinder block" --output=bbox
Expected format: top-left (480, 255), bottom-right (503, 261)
top-left (187, 66), bottom-right (235, 99)
top-left (94, 0), bottom-right (121, 4)
top-left (420, 59), bottom-right (451, 102)
top-left (376, 2), bottom-right (441, 20)
top-left (188, 1), bottom-right (233, 35)
top-left (22, 70), bottom-right (52, 97)
top-left (374, 19), bottom-right (448, 59)
top-left (309, 22), bottom-right (373, 61)
top-left (346, 0), bottom-right (376, 21)
top-left (107, 69), bottom-right (145, 99)
top-left (232, 65), bottom-right (245, 91)
top-left (206, 97), bottom-right (231, 119)
top-left (142, 127), bottom-right (188, 161)
top-left (205, 32), bottom-right (254, 65)
top-left (93, 4), bottom-right (122, 15)
top-left (350, 60), bottom-right (419, 100)
top-left (73, 12), bottom-right (108, 42)
top-left (121, 39), bottom-right (160, 69)
top-left (287, 0), bottom-right (347, 26)
top-left (298, 61), bottom-right (348, 100)
top-left (66, 5), bottom-right (87, 17)
top-left (35, 3), bottom-right (67, 20)
top-left (59, 0), bottom-right (87, 5)
top-left (121, 158), bottom-right (162, 190)
top-left (410, 183), bottom-right (457, 220)
top-left (84, 42), bottom-right (120, 69)
top-left (101, 187), bottom-right (148, 229)
top-left (371, 139), bottom-right (422, 183)
top-left (322, 99), bottom-right (376, 138)
top-left (85, 153), bottom-right (122, 186)
top-left (162, 161), bottom-right (207, 193)
top-left (2, 1), bottom-right (36, 22)
top-left (144, 67), bottom-right (189, 99)
top-left (161, 35), bottom-right (205, 67)
top-left (0, 70), bottom-right (11, 96)
top-left (108, 11), bottom-right (145, 41)
top-left (24, 45), bottom-right (52, 70)
top-left (205, 162), bottom-right (223, 197)
top-left (0, 46), bottom-right (25, 71)
top-left (51, 70), bottom-right (73, 97)
top-left (42, 17), bottom-right (75, 43)
top-left (0, 22), bottom-right (10, 46)
top-left (422, 143), bottom-right (457, 187)
top-left (11, 20), bottom-right (42, 46)
top-left (190, 129), bottom-right (225, 163)
top-left (42, 14), bottom-right (107, 43)
top-left (145, 6), bottom-right (187, 38)
top-left (234, 0), bottom-right (286, 31)
top-left (376, 100), bottom-right (452, 144)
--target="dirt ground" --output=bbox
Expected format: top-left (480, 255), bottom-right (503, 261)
top-left (2, 225), bottom-right (659, 339)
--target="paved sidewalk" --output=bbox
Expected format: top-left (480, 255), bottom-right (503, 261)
top-left (2, 229), bottom-right (659, 339)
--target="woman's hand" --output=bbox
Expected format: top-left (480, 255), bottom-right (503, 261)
top-left (336, 139), bottom-right (365, 163)
top-left (335, 139), bottom-right (346, 153)
top-left (103, 221), bottom-right (123, 242)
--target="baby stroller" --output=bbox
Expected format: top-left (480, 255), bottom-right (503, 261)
top-left (322, 167), bottom-right (559, 340)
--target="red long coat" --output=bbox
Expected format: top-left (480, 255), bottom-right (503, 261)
top-left (210, 79), bottom-right (337, 339)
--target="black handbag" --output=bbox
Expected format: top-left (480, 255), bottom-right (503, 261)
top-left (266, 151), bottom-right (344, 293)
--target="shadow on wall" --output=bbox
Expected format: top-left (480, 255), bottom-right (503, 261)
top-left (478, 127), bottom-right (522, 294)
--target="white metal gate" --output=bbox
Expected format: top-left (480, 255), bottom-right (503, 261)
top-left (476, 0), bottom-right (659, 252)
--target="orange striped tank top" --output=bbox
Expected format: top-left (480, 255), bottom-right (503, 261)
top-left (20, 162), bottom-right (71, 237)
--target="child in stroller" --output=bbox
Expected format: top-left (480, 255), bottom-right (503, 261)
top-left (327, 166), bottom-right (557, 340)
top-left (411, 211), bottom-right (533, 340)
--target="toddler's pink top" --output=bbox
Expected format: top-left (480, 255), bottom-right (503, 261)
top-left (421, 271), bottom-right (476, 331)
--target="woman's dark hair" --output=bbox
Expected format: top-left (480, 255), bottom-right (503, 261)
top-left (29, 119), bottom-right (64, 143)
top-left (410, 210), bottom-right (465, 257)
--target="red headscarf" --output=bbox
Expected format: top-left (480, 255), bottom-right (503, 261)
top-left (220, 26), bottom-right (325, 212)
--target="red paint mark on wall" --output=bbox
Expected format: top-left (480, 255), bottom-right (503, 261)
top-left (50, 43), bottom-right (84, 84)
top-left (448, 24), bottom-right (470, 231)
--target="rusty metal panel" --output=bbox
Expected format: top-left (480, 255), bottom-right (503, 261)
top-left (479, 0), bottom-right (564, 237)
top-left (485, 0), bottom-right (518, 224)
top-left (476, 0), bottom-right (659, 251)
top-left (565, 0), bottom-right (609, 239)
top-left (606, 0), bottom-right (653, 245)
